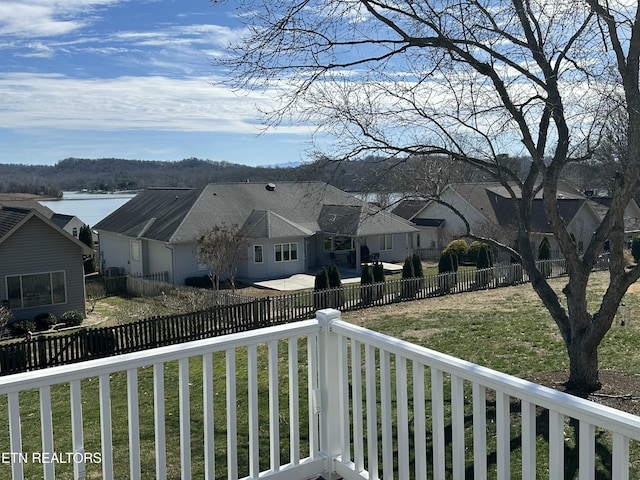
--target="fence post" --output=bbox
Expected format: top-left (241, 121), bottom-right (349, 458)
top-left (316, 308), bottom-right (343, 478)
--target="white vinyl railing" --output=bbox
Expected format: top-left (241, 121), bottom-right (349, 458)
top-left (0, 309), bottom-right (638, 479)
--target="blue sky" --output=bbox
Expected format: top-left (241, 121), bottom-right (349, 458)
top-left (0, 0), bottom-right (314, 166)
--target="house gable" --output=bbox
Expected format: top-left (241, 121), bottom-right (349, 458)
top-left (0, 207), bottom-right (90, 318)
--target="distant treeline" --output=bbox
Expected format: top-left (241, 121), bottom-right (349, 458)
top-left (0, 155), bottom-right (611, 203)
top-left (0, 156), bottom-right (419, 197)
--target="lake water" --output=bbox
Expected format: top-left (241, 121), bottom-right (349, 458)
top-left (41, 192), bottom-right (136, 227)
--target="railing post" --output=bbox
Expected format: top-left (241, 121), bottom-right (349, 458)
top-left (316, 308), bottom-right (343, 479)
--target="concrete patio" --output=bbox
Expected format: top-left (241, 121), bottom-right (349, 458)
top-left (253, 262), bottom-right (403, 291)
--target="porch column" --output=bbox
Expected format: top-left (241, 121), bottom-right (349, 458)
top-left (316, 308), bottom-right (343, 479)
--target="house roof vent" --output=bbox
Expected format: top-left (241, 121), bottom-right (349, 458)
top-left (266, 183), bottom-right (276, 191)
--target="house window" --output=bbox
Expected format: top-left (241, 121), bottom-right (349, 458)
top-left (323, 235), bottom-right (333, 252)
top-left (254, 245), bottom-right (263, 263)
top-left (6, 271), bottom-right (66, 309)
top-left (72, 227), bottom-right (78, 237)
top-left (379, 234), bottom-right (393, 251)
top-left (275, 243), bottom-right (298, 262)
top-left (334, 236), bottom-right (353, 251)
top-left (131, 240), bottom-right (141, 261)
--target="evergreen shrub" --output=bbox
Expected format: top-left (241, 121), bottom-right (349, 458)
top-left (61, 310), bottom-right (84, 327)
top-left (34, 312), bottom-right (57, 331)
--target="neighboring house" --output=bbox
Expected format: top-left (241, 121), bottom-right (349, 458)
top-left (0, 199), bottom-right (86, 239)
top-left (95, 182), bottom-right (417, 285)
top-left (0, 206), bottom-right (92, 319)
top-left (392, 182), bottom-right (610, 254)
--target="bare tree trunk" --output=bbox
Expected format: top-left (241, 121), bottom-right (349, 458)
top-left (566, 337), bottom-right (601, 393)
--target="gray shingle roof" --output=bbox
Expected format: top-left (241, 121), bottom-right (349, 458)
top-left (95, 182), bottom-right (416, 243)
top-left (0, 207), bottom-right (31, 240)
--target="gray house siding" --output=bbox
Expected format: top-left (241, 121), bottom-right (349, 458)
top-left (0, 216), bottom-right (86, 318)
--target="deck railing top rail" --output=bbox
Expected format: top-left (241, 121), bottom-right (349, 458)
top-left (1, 308), bottom-right (638, 480)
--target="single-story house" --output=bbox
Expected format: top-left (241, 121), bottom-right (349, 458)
top-left (95, 182), bottom-right (417, 285)
top-left (392, 182), bottom-right (613, 255)
top-left (0, 198), bottom-right (86, 239)
top-left (0, 206), bottom-right (92, 319)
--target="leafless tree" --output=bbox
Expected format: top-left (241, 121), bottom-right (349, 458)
top-left (196, 223), bottom-right (249, 292)
top-left (216, 0), bottom-right (640, 392)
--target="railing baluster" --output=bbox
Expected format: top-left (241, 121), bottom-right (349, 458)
top-left (288, 336), bottom-right (300, 466)
top-left (153, 363), bottom-right (167, 480)
top-left (99, 374), bottom-right (114, 480)
top-left (127, 368), bottom-right (141, 479)
top-left (226, 348), bottom-right (238, 480)
top-left (578, 420), bottom-right (595, 480)
top-left (431, 368), bottom-right (445, 479)
top-left (380, 350), bottom-right (393, 479)
top-left (202, 353), bottom-right (215, 480)
top-left (473, 382), bottom-right (487, 478)
top-left (396, 356), bottom-right (409, 479)
top-left (247, 344), bottom-right (259, 477)
top-left (451, 374), bottom-right (465, 479)
top-left (521, 400), bottom-right (536, 479)
top-left (496, 391), bottom-right (511, 480)
top-left (612, 433), bottom-right (630, 480)
top-left (549, 410), bottom-right (564, 479)
top-left (268, 340), bottom-right (280, 472)
top-left (339, 333), bottom-right (350, 464)
top-left (179, 358), bottom-right (191, 479)
top-left (351, 339), bottom-right (364, 474)
top-left (8, 392), bottom-right (23, 480)
top-left (39, 385), bottom-right (55, 479)
top-left (307, 332), bottom-right (320, 458)
top-left (413, 362), bottom-right (427, 479)
top-left (70, 379), bottom-right (85, 480)
top-left (365, 344), bottom-right (378, 480)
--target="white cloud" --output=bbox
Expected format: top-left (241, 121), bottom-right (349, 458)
top-left (0, 72), bottom-right (310, 135)
top-left (0, 0), bottom-right (124, 37)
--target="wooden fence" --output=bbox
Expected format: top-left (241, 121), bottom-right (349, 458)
top-left (0, 256), bottom-right (609, 376)
top-left (0, 298), bottom-right (272, 375)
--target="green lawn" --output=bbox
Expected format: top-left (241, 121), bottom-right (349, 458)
top-left (1, 271), bottom-right (639, 479)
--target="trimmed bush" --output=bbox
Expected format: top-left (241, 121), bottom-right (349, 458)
top-left (185, 275), bottom-right (213, 289)
top-left (313, 267), bottom-right (330, 309)
top-left (314, 268), bottom-right (329, 290)
top-left (34, 312), bottom-right (57, 331)
top-left (401, 256), bottom-right (419, 299)
top-left (372, 261), bottom-right (386, 300)
top-left (60, 310), bottom-right (84, 327)
top-left (444, 239), bottom-right (468, 264)
top-left (438, 251), bottom-right (456, 293)
top-left (411, 253), bottom-right (424, 278)
top-left (360, 264), bottom-right (374, 305)
top-left (467, 241), bottom-right (492, 265)
top-left (372, 261), bottom-right (385, 283)
top-left (538, 237), bottom-right (552, 277)
top-left (475, 244), bottom-right (493, 288)
top-left (9, 319), bottom-right (36, 336)
top-left (327, 263), bottom-right (342, 288)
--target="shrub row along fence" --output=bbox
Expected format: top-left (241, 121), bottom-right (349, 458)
top-left (0, 256), bottom-right (609, 376)
top-left (267, 256), bottom-right (610, 322)
top-left (0, 298), bottom-right (273, 375)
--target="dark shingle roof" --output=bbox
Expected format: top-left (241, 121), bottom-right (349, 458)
top-left (95, 182), bottom-right (416, 243)
top-left (391, 199), bottom-right (429, 220)
top-left (0, 207), bottom-right (31, 240)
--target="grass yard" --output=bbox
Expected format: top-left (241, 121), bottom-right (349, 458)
top-left (2, 270), bottom-right (640, 479)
